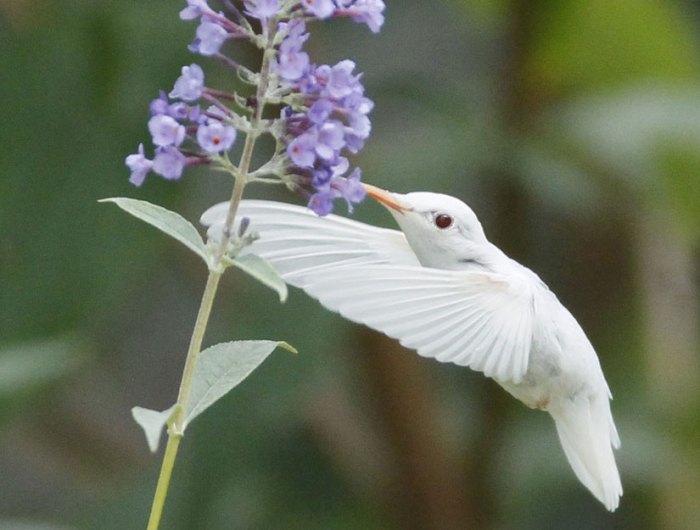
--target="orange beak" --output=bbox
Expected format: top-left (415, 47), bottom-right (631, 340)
top-left (362, 183), bottom-right (411, 213)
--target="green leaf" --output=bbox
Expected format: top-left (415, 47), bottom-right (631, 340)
top-left (185, 340), bottom-right (292, 426)
top-left (131, 404), bottom-right (178, 453)
top-left (100, 197), bottom-right (209, 265)
top-left (231, 254), bottom-right (288, 302)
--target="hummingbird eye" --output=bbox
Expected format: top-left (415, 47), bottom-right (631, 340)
top-left (433, 213), bottom-right (453, 229)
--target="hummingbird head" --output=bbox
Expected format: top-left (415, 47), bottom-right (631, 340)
top-left (362, 184), bottom-right (494, 271)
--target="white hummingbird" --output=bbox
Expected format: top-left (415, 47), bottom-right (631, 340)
top-left (201, 184), bottom-right (622, 510)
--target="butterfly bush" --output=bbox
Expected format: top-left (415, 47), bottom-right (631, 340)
top-left (125, 0), bottom-right (385, 215)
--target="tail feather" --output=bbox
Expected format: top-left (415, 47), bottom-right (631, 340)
top-left (549, 395), bottom-right (622, 511)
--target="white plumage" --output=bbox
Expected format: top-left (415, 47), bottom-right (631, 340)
top-left (201, 190), bottom-right (622, 510)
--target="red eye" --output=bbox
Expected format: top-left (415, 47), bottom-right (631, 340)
top-left (434, 213), bottom-right (453, 229)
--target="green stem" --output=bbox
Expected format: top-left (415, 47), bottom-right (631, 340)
top-left (145, 18), bottom-right (277, 530)
top-left (216, 28), bottom-right (275, 258)
top-left (146, 434), bottom-right (181, 530)
top-left (146, 270), bottom-right (221, 530)
top-left (174, 270), bottom-right (223, 422)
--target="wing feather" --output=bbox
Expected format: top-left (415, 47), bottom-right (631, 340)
top-left (201, 200), bottom-right (535, 382)
top-left (203, 200), bottom-right (419, 270)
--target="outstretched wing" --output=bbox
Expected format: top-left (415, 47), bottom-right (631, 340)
top-left (302, 265), bottom-right (535, 382)
top-left (202, 200), bottom-right (420, 271)
top-left (201, 200), bottom-right (535, 383)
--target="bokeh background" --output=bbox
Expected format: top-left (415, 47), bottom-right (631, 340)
top-left (2, 1), bottom-right (700, 528)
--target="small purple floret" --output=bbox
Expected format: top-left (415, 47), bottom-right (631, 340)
top-left (287, 132), bottom-right (318, 168)
top-left (308, 189), bottom-right (335, 216)
top-left (326, 60), bottom-right (358, 99)
top-left (315, 120), bottom-right (345, 160)
top-left (336, 167), bottom-right (366, 207)
top-left (180, 0), bottom-right (212, 20)
top-left (307, 166), bottom-right (366, 216)
top-left (341, 0), bottom-right (386, 32)
top-left (280, 18), bottom-right (309, 48)
top-left (150, 92), bottom-right (170, 116)
top-left (312, 167), bottom-right (333, 188)
top-left (192, 20), bottom-right (228, 56)
top-left (148, 115), bottom-right (186, 147)
top-left (277, 51), bottom-right (310, 81)
top-left (348, 112), bottom-right (371, 139)
top-left (196, 121), bottom-right (237, 153)
top-left (153, 147), bottom-right (187, 180)
top-left (274, 21), bottom-right (310, 81)
top-left (307, 99), bottom-right (333, 125)
top-left (169, 64), bottom-right (205, 102)
top-left (301, 0), bottom-right (335, 19)
top-left (244, 0), bottom-right (280, 19)
top-left (126, 144), bottom-right (153, 187)
top-left (168, 102), bottom-right (189, 121)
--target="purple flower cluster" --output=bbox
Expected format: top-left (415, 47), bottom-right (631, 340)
top-left (275, 22), bottom-right (374, 215)
top-left (126, 65), bottom-right (237, 186)
top-left (126, 0), bottom-right (385, 215)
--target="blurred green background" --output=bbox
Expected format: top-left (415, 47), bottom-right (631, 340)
top-left (2, 0), bottom-right (700, 528)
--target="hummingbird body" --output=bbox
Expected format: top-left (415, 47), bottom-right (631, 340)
top-left (201, 188), bottom-right (622, 510)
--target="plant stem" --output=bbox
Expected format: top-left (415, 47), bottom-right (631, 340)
top-left (146, 434), bottom-right (181, 530)
top-left (146, 270), bottom-right (221, 530)
top-left (145, 19), bottom-right (276, 530)
top-left (174, 271), bottom-right (223, 423)
top-left (216, 27), bottom-right (275, 256)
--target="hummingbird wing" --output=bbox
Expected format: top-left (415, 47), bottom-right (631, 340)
top-left (301, 265), bottom-right (534, 383)
top-left (202, 200), bottom-right (420, 270)
top-left (201, 200), bottom-right (535, 383)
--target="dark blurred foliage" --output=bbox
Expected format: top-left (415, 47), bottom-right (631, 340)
top-left (1, 1), bottom-right (699, 529)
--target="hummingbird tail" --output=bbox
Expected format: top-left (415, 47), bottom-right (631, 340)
top-left (549, 395), bottom-right (622, 511)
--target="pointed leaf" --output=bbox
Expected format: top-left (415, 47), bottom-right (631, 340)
top-left (132, 404), bottom-right (177, 453)
top-left (232, 254), bottom-right (288, 302)
top-left (185, 340), bottom-right (291, 425)
top-left (100, 197), bottom-right (209, 265)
